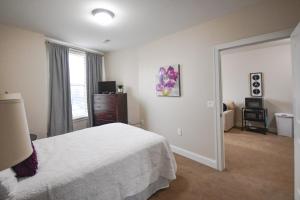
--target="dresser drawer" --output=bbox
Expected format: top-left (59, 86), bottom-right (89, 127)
top-left (94, 112), bottom-right (116, 121)
top-left (93, 95), bottom-right (116, 112)
top-left (94, 95), bottom-right (116, 104)
top-left (93, 102), bottom-right (116, 112)
top-left (92, 94), bottom-right (128, 127)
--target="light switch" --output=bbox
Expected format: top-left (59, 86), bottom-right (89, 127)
top-left (177, 128), bottom-right (183, 136)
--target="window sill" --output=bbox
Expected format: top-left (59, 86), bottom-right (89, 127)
top-left (73, 117), bottom-right (88, 122)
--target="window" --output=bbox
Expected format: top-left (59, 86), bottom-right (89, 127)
top-left (69, 49), bottom-right (88, 119)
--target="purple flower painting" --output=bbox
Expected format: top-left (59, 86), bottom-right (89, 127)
top-left (156, 65), bottom-right (181, 97)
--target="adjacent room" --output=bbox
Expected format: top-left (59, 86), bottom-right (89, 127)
top-left (221, 39), bottom-right (294, 198)
top-left (0, 0), bottom-right (300, 200)
top-left (222, 39), bottom-right (293, 134)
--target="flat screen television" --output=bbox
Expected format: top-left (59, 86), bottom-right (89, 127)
top-left (245, 97), bottom-right (264, 109)
top-left (98, 81), bottom-right (116, 94)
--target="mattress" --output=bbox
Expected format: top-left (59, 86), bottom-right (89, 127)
top-left (11, 123), bottom-right (177, 200)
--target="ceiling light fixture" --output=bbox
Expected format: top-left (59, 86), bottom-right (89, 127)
top-left (92, 8), bottom-right (115, 25)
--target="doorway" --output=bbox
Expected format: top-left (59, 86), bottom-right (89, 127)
top-left (213, 29), bottom-right (293, 171)
top-left (214, 26), bottom-right (300, 199)
top-left (221, 38), bottom-right (293, 135)
top-left (220, 38), bottom-right (294, 198)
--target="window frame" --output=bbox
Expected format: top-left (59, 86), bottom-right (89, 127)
top-left (69, 49), bottom-right (88, 120)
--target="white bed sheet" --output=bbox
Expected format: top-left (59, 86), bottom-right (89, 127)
top-left (11, 123), bottom-right (177, 200)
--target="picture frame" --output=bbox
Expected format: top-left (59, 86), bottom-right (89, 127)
top-left (250, 72), bottom-right (263, 97)
top-left (156, 64), bottom-right (181, 97)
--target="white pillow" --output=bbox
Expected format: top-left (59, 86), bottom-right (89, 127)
top-left (0, 168), bottom-right (17, 200)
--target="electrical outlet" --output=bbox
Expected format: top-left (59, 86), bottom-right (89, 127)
top-left (177, 128), bottom-right (183, 136)
top-left (140, 119), bottom-right (145, 126)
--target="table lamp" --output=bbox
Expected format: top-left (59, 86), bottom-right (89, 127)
top-left (0, 93), bottom-right (33, 171)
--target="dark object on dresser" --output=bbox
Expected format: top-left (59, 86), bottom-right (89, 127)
top-left (98, 81), bottom-right (116, 94)
top-left (93, 93), bottom-right (128, 126)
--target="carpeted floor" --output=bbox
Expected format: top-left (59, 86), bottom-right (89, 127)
top-left (150, 128), bottom-right (294, 200)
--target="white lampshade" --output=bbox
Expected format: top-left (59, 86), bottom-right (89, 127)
top-left (0, 93), bottom-right (33, 171)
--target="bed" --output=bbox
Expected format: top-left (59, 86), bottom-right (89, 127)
top-left (8, 123), bottom-right (177, 200)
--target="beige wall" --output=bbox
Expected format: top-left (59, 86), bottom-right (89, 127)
top-left (105, 48), bottom-right (140, 125)
top-left (105, 0), bottom-right (300, 160)
top-left (0, 24), bottom-right (100, 137)
top-left (222, 40), bottom-right (293, 132)
top-left (0, 24), bottom-right (48, 138)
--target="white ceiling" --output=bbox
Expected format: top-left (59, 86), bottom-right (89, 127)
top-left (0, 0), bottom-right (263, 52)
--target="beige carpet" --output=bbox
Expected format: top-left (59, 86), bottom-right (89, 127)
top-left (150, 128), bottom-right (294, 200)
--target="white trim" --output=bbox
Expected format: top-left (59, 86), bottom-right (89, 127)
top-left (292, 23), bottom-right (300, 200)
top-left (213, 28), bottom-right (293, 171)
top-left (215, 29), bottom-right (293, 51)
top-left (69, 48), bottom-right (86, 55)
top-left (292, 23), bottom-right (300, 37)
top-left (170, 145), bottom-right (217, 169)
top-left (102, 56), bottom-right (107, 81)
top-left (73, 117), bottom-right (88, 122)
top-left (213, 46), bottom-right (225, 171)
top-left (46, 37), bottom-right (104, 55)
top-left (296, 189), bottom-right (300, 200)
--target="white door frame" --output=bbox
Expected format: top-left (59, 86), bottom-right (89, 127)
top-left (213, 28), bottom-right (293, 171)
top-left (291, 23), bottom-right (300, 200)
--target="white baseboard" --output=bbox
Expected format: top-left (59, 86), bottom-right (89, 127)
top-left (170, 145), bottom-right (217, 169)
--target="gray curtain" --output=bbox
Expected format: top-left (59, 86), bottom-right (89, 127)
top-left (86, 52), bottom-right (102, 127)
top-left (47, 42), bottom-right (73, 137)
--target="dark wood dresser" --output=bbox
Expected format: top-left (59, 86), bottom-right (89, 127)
top-left (93, 93), bottom-right (128, 126)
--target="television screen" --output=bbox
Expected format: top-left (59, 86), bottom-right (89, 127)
top-left (98, 81), bottom-right (116, 94)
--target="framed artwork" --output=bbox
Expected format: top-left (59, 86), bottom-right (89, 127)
top-left (156, 64), bottom-right (181, 97)
top-left (250, 72), bottom-right (263, 97)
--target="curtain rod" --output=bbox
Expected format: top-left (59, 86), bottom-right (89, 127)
top-left (45, 37), bottom-right (104, 55)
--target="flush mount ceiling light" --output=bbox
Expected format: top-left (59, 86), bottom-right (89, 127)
top-left (92, 8), bottom-right (115, 25)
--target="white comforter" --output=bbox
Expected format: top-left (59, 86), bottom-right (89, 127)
top-left (12, 123), bottom-right (177, 200)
